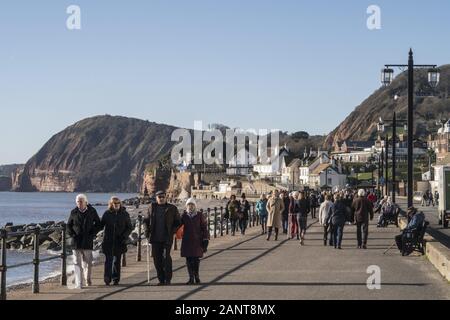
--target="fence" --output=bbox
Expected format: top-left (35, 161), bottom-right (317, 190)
top-left (0, 224), bottom-right (67, 300)
top-left (0, 202), bottom-right (258, 300)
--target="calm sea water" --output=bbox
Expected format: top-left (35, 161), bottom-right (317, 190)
top-left (0, 192), bottom-right (137, 287)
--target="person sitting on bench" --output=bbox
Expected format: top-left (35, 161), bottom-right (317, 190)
top-left (395, 207), bottom-right (425, 254)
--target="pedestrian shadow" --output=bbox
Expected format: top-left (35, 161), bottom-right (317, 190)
top-left (93, 233), bottom-right (264, 300)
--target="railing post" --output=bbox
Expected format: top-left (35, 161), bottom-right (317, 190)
top-left (122, 253), bottom-right (127, 267)
top-left (213, 207), bottom-right (217, 239)
top-left (32, 227), bottom-right (40, 294)
top-left (60, 224), bottom-right (67, 286)
top-left (0, 229), bottom-right (7, 300)
top-left (207, 208), bottom-right (211, 236)
top-left (220, 207), bottom-right (224, 237)
top-left (137, 215), bottom-right (142, 262)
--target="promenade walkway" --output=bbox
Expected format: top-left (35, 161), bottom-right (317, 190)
top-left (8, 217), bottom-right (449, 300)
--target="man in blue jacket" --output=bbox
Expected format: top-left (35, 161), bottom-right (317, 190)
top-left (395, 207), bottom-right (425, 253)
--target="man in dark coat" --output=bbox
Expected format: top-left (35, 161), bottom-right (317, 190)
top-left (351, 189), bottom-right (374, 249)
top-left (239, 193), bottom-right (251, 235)
top-left (309, 192), bottom-right (319, 219)
top-left (67, 194), bottom-right (102, 288)
top-left (144, 190), bottom-right (181, 285)
top-left (100, 197), bottom-right (133, 285)
top-left (281, 191), bottom-right (290, 234)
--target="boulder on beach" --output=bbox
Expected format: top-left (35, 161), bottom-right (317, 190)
top-left (43, 240), bottom-right (61, 251)
top-left (5, 224), bottom-right (26, 233)
top-left (48, 230), bottom-right (62, 243)
top-left (20, 235), bottom-right (33, 247)
top-left (9, 240), bottom-right (22, 250)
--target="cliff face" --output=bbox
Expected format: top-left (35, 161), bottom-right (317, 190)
top-left (325, 65), bottom-right (450, 148)
top-left (13, 115), bottom-right (179, 192)
top-left (0, 177), bottom-right (12, 191)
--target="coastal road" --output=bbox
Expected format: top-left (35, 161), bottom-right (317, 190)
top-left (8, 216), bottom-right (449, 300)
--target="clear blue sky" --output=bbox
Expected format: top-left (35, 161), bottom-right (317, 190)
top-left (1, 0), bottom-right (449, 164)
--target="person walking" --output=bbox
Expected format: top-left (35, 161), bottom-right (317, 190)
top-left (281, 191), bottom-right (290, 234)
top-left (144, 190), bottom-right (181, 285)
top-left (351, 189), bottom-right (374, 249)
top-left (289, 191), bottom-right (300, 240)
top-left (256, 194), bottom-right (268, 234)
top-left (297, 191), bottom-right (310, 245)
top-left (310, 192), bottom-right (319, 219)
top-left (343, 190), bottom-right (354, 224)
top-left (328, 194), bottom-right (347, 249)
top-left (67, 194), bottom-right (101, 289)
top-left (100, 196), bottom-right (133, 286)
top-left (318, 194), bottom-right (333, 246)
top-left (266, 190), bottom-right (285, 241)
top-left (239, 193), bottom-right (251, 235)
top-left (227, 195), bottom-right (240, 236)
top-left (434, 190), bottom-right (439, 206)
top-left (180, 198), bottom-right (209, 285)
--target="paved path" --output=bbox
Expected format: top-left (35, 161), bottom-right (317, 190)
top-left (8, 216), bottom-right (449, 300)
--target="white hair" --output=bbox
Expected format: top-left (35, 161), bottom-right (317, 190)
top-left (76, 194), bottom-right (88, 204)
top-left (358, 189), bottom-right (366, 197)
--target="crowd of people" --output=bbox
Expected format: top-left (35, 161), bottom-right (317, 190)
top-left (421, 190), bottom-right (439, 207)
top-left (65, 186), bottom-right (425, 289)
top-left (253, 189), bottom-right (376, 249)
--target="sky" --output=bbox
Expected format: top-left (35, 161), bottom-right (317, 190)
top-left (1, 0), bottom-right (450, 164)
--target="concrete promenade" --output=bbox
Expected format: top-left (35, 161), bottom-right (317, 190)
top-left (7, 216), bottom-right (449, 300)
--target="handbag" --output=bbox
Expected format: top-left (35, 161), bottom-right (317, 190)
top-left (176, 225), bottom-right (184, 240)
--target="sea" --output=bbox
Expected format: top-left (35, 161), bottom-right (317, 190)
top-left (0, 192), bottom-right (137, 287)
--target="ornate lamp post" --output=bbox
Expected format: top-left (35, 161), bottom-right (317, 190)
top-left (381, 49), bottom-right (440, 207)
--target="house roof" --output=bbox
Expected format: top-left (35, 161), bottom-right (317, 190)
top-left (287, 158), bottom-right (302, 168)
top-left (344, 141), bottom-right (374, 149)
top-left (310, 163), bottom-right (331, 175)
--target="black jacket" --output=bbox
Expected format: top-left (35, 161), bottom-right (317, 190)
top-left (144, 202), bottom-right (181, 244)
top-left (240, 200), bottom-right (251, 220)
top-left (67, 205), bottom-right (102, 250)
top-left (297, 198), bottom-right (310, 217)
top-left (101, 207), bottom-right (133, 256)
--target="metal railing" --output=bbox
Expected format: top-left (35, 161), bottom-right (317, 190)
top-left (0, 224), bottom-right (67, 300)
top-left (1, 203), bottom-right (260, 300)
top-left (170, 202), bottom-right (259, 250)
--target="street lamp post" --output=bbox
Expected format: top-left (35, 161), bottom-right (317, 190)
top-left (378, 115), bottom-right (407, 203)
top-left (381, 49), bottom-right (440, 207)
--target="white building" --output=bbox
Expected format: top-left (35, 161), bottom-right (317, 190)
top-left (309, 164), bottom-right (347, 189)
top-left (299, 152), bottom-right (331, 186)
top-left (253, 146), bottom-right (290, 180)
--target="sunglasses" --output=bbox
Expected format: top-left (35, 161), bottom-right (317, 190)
top-left (113, 202), bottom-right (121, 205)
top-left (157, 195), bottom-right (166, 198)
